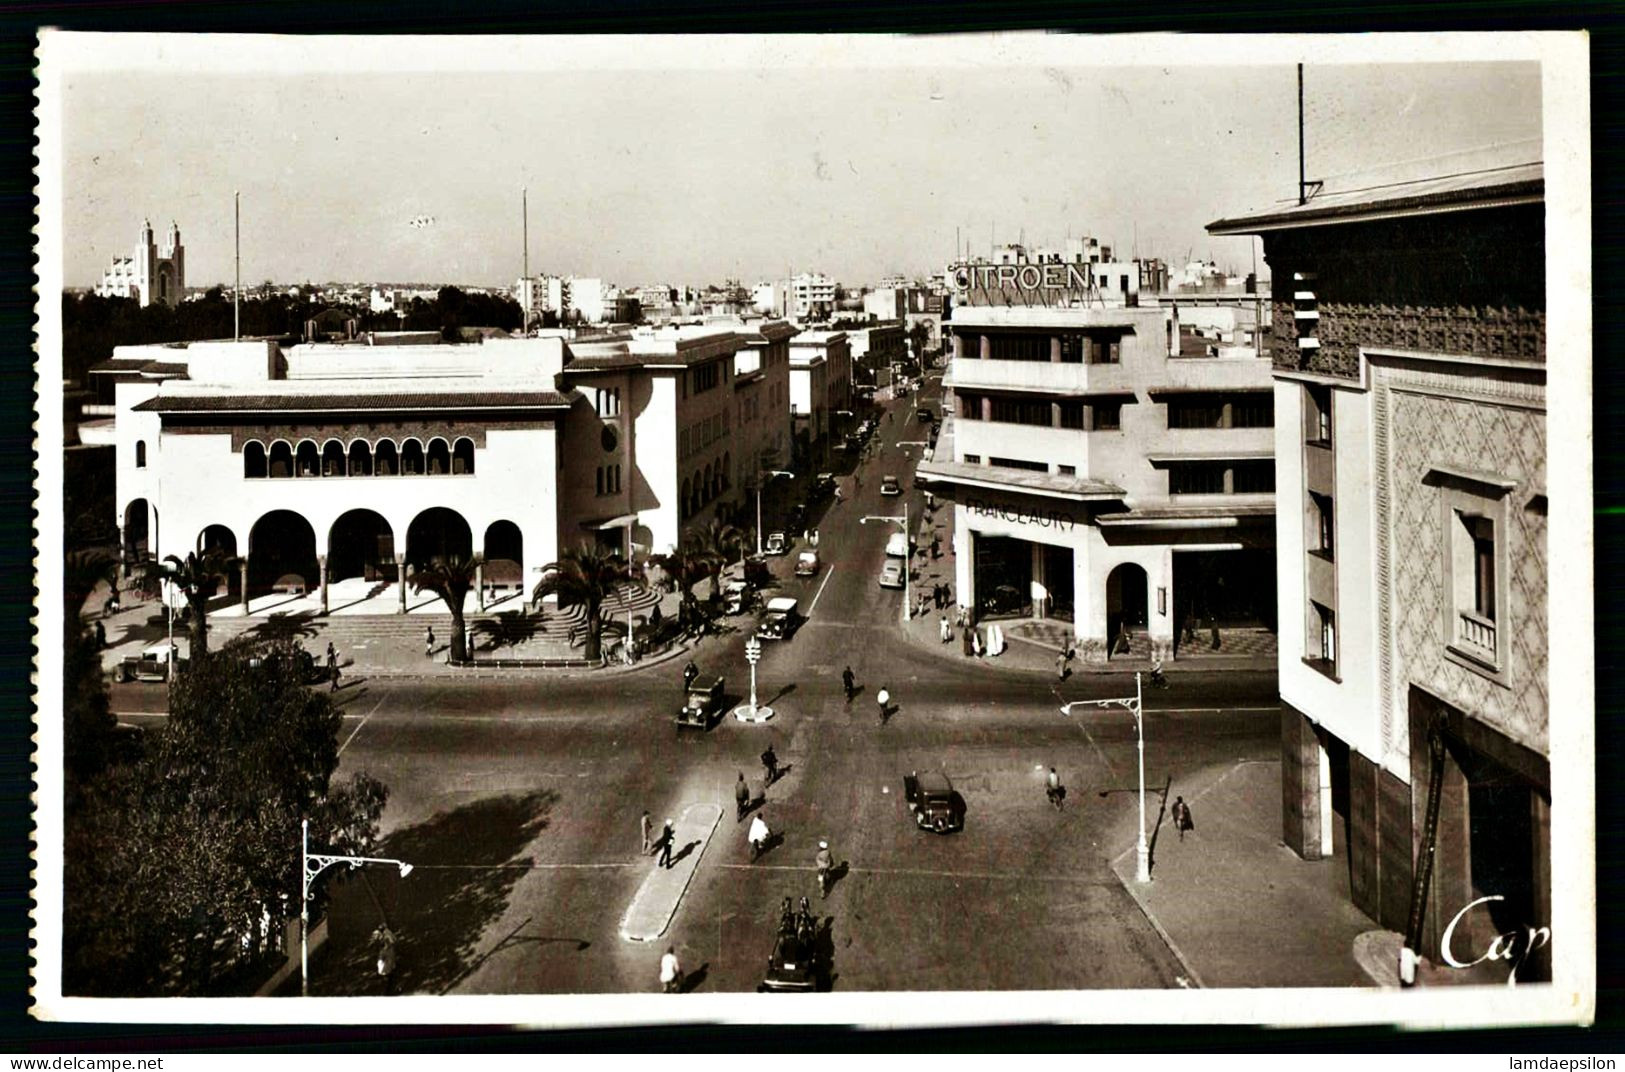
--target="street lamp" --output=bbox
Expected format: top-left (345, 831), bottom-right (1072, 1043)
top-left (860, 505), bottom-right (911, 623)
top-left (1061, 672), bottom-right (1150, 884)
top-left (301, 817), bottom-right (413, 997)
top-left (754, 469), bottom-right (795, 556)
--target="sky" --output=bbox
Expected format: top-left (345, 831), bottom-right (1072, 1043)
top-left (55, 36), bottom-right (1545, 290)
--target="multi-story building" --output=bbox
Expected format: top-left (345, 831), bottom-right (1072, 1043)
top-left (917, 281), bottom-right (1277, 661)
top-left (846, 319), bottom-right (905, 389)
top-left (788, 330), bottom-right (851, 467)
top-left (789, 272), bottom-right (837, 322)
top-left (1208, 159), bottom-right (1550, 983)
top-left (95, 219), bottom-right (185, 308)
top-left (731, 319), bottom-right (797, 484)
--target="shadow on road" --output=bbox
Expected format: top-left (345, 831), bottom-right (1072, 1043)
top-left (316, 788), bottom-right (558, 996)
top-left (680, 961), bottom-right (710, 993)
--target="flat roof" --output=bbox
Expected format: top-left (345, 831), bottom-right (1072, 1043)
top-left (914, 459), bottom-right (1125, 502)
top-left (1207, 161), bottom-right (1542, 235)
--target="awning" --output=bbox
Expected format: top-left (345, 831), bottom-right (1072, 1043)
top-left (1144, 450), bottom-right (1274, 465)
top-left (914, 459), bottom-right (1125, 502)
top-left (580, 513), bottom-right (639, 531)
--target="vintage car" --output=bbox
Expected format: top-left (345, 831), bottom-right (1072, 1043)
top-left (878, 558), bottom-right (906, 589)
top-left (722, 579), bottom-right (753, 616)
top-left (764, 531), bottom-right (790, 556)
top-left (879, 474), bottom-right (902, 497)
top-left (756, 596), bottom-right (802, 641)
top-left (810, 472), bottom-right (836, 498)
top-left (118, 639), bottom-right (189, 683)
top-left (904, 770), bottom-right (965, 834)
top-left (794, 551), bottom-right (820, 577)
top-left (758, 927), bottom-right (823, 993)
top-left (916, 407), bottom-right (933, 422)
top-left (884, 532), bottom-right (910, 559)
top-left (677, 673), bottom-right (726, 729)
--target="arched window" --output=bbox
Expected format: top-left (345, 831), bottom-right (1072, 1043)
top-left (712, 467), bottom-right (723, 499)
top-left (134, 440), bottom-right (147, 468)
top-left (347, 439), bottom-right (373, 477)
top-left (702, 464), bottom-right (712, 504)
top-left (374, 439), bottom-right (399, 476)
top-left (722, 452), bottom-right (731, 490)
top-left (321, 439), bottom-right (346, 477)
top-left (268, 440), bottom-right (293, 478)
top-left (427, 437), bottom-right (451, 476)
top-left (244, 441), bottom-right (267, 478)
top-left (402, 438), bottom-right (425, 475)
top-left (680, 478), bottom-right (690, 520)
top-left (295, 440), bottom-right (319, 477)
top-left (452, 437), bottom-right (475, 475)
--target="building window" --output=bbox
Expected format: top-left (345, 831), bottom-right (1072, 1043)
top-left (1310, 492), bottom-right (1334, 558)
top-left (986, 333), bottom-right (1050, 362)
top-left (1058, 334), bottom-right (1084, 363)
top-left (963, 454), bottom-right (981, 465)
top-left (1168, 397), bottom-right (1224, 429)
top-left (1168, 462), bottom-right (1226, 495)
top-left (989, 456), bottom-right (1048, 472)
top-left (1231, 396), bottom-right (1275, 428)
top-left (243, 441), bottom-right (267, 478)
top-left (452, 437), bottom-right (475, 475)
top-left (692, 362), bottom-right (720, 394)
top-left (1232, 461), bottom-right (1275, 494)
top-left (134, 440), bottom-right (147, 468)
top-left (1308, 601), bottom-right (1337, 675)
top-left (1305, 385), bottom-right (1332, 445)
top-left (1092, 401), bottom-right (1122, 431)
top-left (1058, 401), bottom-right (1086, 430)
top-left (1057, 464), bottom-right (1076, 476)
top-left (595, 387), bottom-right (621, 417)
top-left (596, 467), bottom-right (604, 496)
top-left (958, 393), bottom-right (983, 420)
top-left (1086, 334), bottom-right (1121, 364)
top-left (989, 396), bottom-right (1052, 426)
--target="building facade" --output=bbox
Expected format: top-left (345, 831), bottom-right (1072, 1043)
top-left (788, 330), bottom-right (851, 467)
top-left (1208, 160), bottom-right (1550, 982)
top-left (918, 289), bottom-right (1277, 660)
top-left (95, 220), bottom-right (185, 308)
top-left (789, 272), bottom-right (837, 322)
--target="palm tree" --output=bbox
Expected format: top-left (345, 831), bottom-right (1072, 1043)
top-left (684, 519), bottom-right (745, 602)
top-left (532, 541), bottom-right (630, 663)
top-left (161, 548), bottom-right (240, 658)
top-left (64, 549), bottom-right (119, 625)
top-left (409, 553), bottom-right (481, 663)
top-left (648, 547), bottom-right (708, 633)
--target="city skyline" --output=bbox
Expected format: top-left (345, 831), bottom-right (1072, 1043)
top-left (59, 36), bottom-right (1541, 292)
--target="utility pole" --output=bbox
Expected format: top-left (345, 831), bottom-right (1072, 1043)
top-left (1298, 64), bottom-right (1307, 206)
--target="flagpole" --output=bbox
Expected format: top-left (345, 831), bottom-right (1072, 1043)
top-left (522, 186), bottom-right (530, 335)
top-left (233, 190), bottom-right (241, 340)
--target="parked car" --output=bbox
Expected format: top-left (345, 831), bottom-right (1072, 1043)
top-left (742, 555), bottom-right (771, 587)
top-left (878, 559), bottom-right (906, 589)
top-left (677, 674), bottom-right (726, 729)
top-left (722, 579), bottom-right (753, 616)
top-left (756, 596), bottom-right (802, 640)
top-left (904, 770), bottom-right (965, 834)
top-left (884, 532), bottom-right (909, 559)
top-left (764, 531), bottom-right (790, 556)
top-left (916, 407), bottom-right (932, 422)
top-left (794, 550), bottom-right (820, 577)
top-left (119, 639), bottom-right (188, 683)
top-left (811, 472), bottom-right (836, 498)
top-left (880, 475), bottom-right (901, 496)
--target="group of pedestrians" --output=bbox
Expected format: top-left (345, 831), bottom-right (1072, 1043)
top-left (640, 810), bottom-right (678, 869)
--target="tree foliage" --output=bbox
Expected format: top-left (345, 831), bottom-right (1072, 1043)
top-left (408, 553), bottom-right (480, 662)
top-left (532, 541), bottom-right (630, 663)
top-left (161, 548), bottom-right (240, 658)
top-left (62, 639), bottom-right (388, 996)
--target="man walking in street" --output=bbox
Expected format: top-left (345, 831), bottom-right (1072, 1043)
top-left (748, 812), bottom-right (771, 861)
top-left (660, 947), bottom-right (683, 993)
top-left (657, 818), bottom-right (675, 868)
top-left (735, 772), bottom-right (751, 821)
top-left (640, 810), bottom-right (653, 854)
top-left (424, 625), bottom-right (435, 658)
top-left (939, 613), bottom-right (951, 643)
top-left (1046, 767), bottom-right (1066, 810)
top-left (1173, 796), bottom-right (1194, 840)
top-left (841, 665), bottom-right (855, 704)
top-left (327, 642), bottom-right (340, 691)
top-left (1056, 646), bottom-right (1073, 681)
top-left (815, 840), bottom-right (834, 899)
top-left (876, 685), bottom-right (891, 723)
top-left (761, 742), bottom-right (779, 785)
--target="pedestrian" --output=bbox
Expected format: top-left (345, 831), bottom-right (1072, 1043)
top-left (961, 623), bottom-right (974, 657)
top-left (650, 603), bottom-right (663, 631)
top-left (1056, 646), bottom-right (1073, 681)
top-left (876, 685), bottom-right (891, 723)
top-left (748, 812), bottom-right (771, 860)
top-left (660, 946), bottom-right (683, 993)
top-left (1173, 796), bottom-right (1195, 840)
top-left (105, 588), bottom-right (121, 617)
top-left (841, 665), bottom-right (855, 703)
top-left (735, 771), bottom-right (752, 820)
top-left (761, 742), bottom-right (779, 785)
top-left (327, 643), bottom-right (340, 690)
top-left (93, 620), bottom-right (106, 649)
top-left (424, 625), bottom-right (435, 658)
top-left (972, 628), bottom-right (984, 658)
top-left (1046, 767), bottom-right (1066, 810)
top-left (683, 659), bottom-right (699, 689)
top-left (658, 818), bottom-right (675, 868)
top-left (465, 621), bottom-right (475, 659)
top-left (640, 810), bottom-right (653, 854)
top-left (939, 614), bottom-right (950, 644)
top-left (810, 528), bottom-right (820, 549)
top-left (372, 924), bottom-right (398, 993)
top-left (815, 840), bottom-right (833, 899)
top-left (931, 534), bottom-right (940, 560)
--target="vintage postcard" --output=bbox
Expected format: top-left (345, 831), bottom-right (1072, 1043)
top-left (30, 30), bottom-right (1594, 1029)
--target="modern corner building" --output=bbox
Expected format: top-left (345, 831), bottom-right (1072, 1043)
top-left (95, 319), bottom-right (797, 614)
top-left (1208, 158), bottom-right (1550, 982)
top-left (917, 260), bottom-right (1277, 662)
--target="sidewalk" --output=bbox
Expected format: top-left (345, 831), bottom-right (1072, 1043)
top-left (895, 484), bottom-right (1276, 677)
top-left (620, 802), bottom-right (723, 942)
top-left (1107, 757), bottom-right (1379, 989)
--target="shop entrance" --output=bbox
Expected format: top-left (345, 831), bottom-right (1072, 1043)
top-left (1106, 562), bottom-right (1148, 655)
top-left (973, 534), bottom-right (1032, 619)
top-left (1041, 544), bottom-right (1074, 622)
top-left (1172, 548), bottom-right (1277, 651)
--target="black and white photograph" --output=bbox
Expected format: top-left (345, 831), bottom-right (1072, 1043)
top-left (30, 30), bottom-right (1594, 1029)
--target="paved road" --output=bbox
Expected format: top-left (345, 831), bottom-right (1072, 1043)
top-left (112, 382), bottom-right (1283, 995)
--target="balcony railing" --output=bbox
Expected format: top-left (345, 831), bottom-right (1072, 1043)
top-left (1456, 611), bottom-right (1496, 658)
